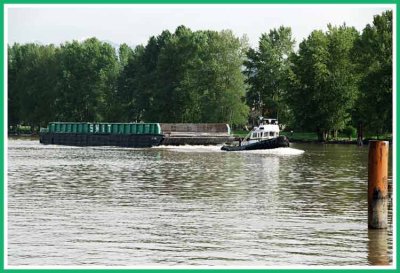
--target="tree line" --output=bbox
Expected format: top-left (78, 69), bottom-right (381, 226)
top-left (8, 10), bottom-right (392, 141)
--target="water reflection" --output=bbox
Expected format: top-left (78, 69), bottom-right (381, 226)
top-left (7, 140), bottom-right (392, 266)
top-left (368, 229), bottom-right (389, 266)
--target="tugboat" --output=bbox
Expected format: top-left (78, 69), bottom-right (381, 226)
top-left (221, 117), bottom-right (289, 151)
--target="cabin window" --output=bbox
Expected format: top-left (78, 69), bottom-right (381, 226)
top-left (270, 132), bottom-right (275, 137)
top-left (252, 133), bottom-right (257, 138)
top-left (264, 132), bottom-right (269, 137)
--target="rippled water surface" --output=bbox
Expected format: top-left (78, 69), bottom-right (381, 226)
top-left (7, 139), bottom-right (393, 267)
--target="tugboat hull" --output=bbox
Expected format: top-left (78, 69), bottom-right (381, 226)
top-left (221, 136), bottom-right (289, 151)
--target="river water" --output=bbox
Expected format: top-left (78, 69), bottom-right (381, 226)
top-left (7, 139), bottom-right (393, 267)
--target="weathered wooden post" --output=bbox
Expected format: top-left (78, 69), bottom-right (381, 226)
top-left (368, 141), bottom-right (389, 229)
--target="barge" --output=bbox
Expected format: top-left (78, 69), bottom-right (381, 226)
top-left (39, 122), bottom-right (233, 147)
top-left (160, 123), bottom-right (234, 145)
top-left (40, 122), bottom-right (163, 148)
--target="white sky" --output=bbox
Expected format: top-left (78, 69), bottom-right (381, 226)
top-left (6, 4), bottom-right (394, 49)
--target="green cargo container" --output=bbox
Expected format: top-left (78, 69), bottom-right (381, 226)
top-left (110, 124), bottom-right (116, 134)
top-left (45, 122), bottom-right (162, 135)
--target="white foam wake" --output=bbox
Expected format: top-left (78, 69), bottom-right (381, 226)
top-left (153, 145), bottom-right (223, 153)
top-left (238, 147), bottom-right (305, 155)
top-left (154, 145), bottom-right (304, 155)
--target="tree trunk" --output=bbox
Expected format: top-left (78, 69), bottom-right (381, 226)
top-left (317, 128), bottom-right (323, 142)
top-left (357, 123), bottom-right (364, 146)
top-left (317, 128), bottom-right (328, 142)
top-left (323, 130), bottom-right (328, 142)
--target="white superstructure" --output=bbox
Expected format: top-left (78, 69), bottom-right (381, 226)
top-left (243, 118), bottom-right (280, 145)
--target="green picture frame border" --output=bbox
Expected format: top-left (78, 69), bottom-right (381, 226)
top-left (1, 0), bottom-right (397, 271)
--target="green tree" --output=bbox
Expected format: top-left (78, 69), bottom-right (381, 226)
top-left (111, 43), bottom-right (135, 121)
top-left (117, 30), bottom-right (172, 122)
top-left (119, 26), bottom-right (249, 126)
top-left (151, 26), bottom-right (197, 122)
top-left (244, 26), bottom-right (295, 125)
top-left (56, 38), bottom-right (119, 122)
top-left (288, 25), bottom-right (359, 141)
top-left (8, 44), bottom-right (21, 129)
top-left (325, 24), bottom-right (360, 137)
top-left (194, 30), bottom-right (249, 125)
top-left (118, 43), bottom-right (134, 68)
top-left (154, 27), bottom-right (249, 125)
top-left (8, 43), bottom-right (59, 131)
top-left (288, 30), bottom-right (329, 138)
top-left (352, 10), bottom-right (392, 139)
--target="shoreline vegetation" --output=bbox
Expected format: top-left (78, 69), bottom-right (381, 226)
top-left (8, 128), bottom-right (392, 145)
top-left (8, 11), bottom-right (392, 144)
top-left (233, 130), bottom-right (392, 145)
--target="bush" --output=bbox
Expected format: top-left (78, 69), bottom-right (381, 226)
top-left (342, 126), bottom-right (356, 140)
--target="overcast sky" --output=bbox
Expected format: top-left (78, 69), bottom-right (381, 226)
top-left (7, 4), bottom-right (393, 48)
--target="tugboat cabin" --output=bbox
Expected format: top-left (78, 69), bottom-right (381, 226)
top-left (246, 118), bottom-right (280, 145)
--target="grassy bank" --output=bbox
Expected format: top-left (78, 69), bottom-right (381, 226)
top-left (232, 130), bottom-right (392, 143)
top-left (280, 131), bottom-right (392, 142)
top-left (280, 131), bottom-right (318, 141)
top-left (232, 130), bottom-right (320, 141)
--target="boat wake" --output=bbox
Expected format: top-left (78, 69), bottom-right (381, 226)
top-left (239, 147), bottom-right (305, 155)
top-left (154, 145), bottom-right (304, 155)
top-left (154, 145), bottom-right (223, 153)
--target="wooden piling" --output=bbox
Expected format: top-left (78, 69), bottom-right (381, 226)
top-left (368, 141), bottom-right (389, 229)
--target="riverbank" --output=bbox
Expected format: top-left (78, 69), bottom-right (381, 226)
top-left (232, 130), bottom-right (392, 145)
top-left (9, 131), bottom-right (392, 145)
top-left (282, 132), bottom-right (392, 145)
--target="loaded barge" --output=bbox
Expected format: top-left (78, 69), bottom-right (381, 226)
top-left (40, 122), bottom-right (164, 148)
top-left (39, 122), bottom-right (233, 147)
top-left (160, 123), bottom-right (233, 145)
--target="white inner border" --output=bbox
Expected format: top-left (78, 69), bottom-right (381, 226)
top-left (3, 3), bottom-right (397, 270)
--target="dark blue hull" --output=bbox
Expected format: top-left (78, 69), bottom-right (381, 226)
top-left (40, 132), bottom-right (164, 148)
top-left (221, 136), bottom-right (289, 151)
